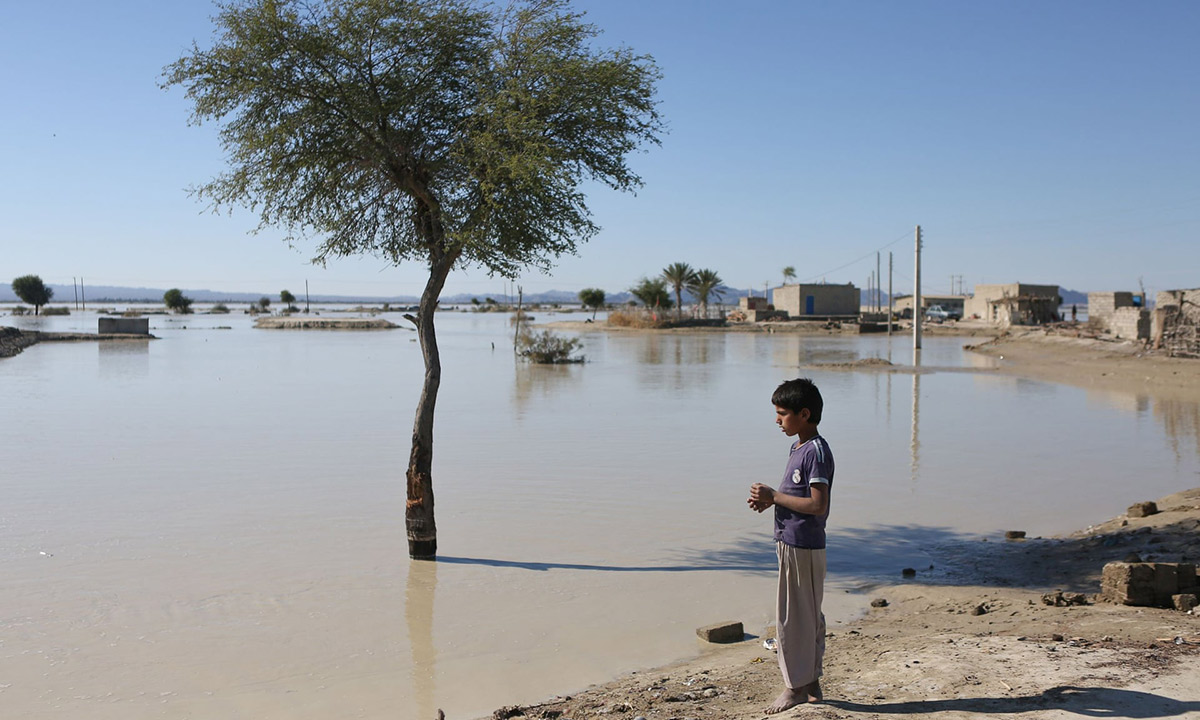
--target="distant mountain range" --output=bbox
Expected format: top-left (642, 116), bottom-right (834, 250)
top-left (0, 282), bottom-right (1090, 307)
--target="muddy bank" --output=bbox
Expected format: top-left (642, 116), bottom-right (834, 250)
top-left (0, 326), bottom-right (154, 359)
top-left (967, 327), bottom-right (1200, 402)
top-left (253, 316), bottom-right (402, 330)
top-left (484, 488), bottom-right (1200, 720)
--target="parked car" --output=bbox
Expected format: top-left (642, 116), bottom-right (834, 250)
top-left (924, 304), bottom-right (961, 322)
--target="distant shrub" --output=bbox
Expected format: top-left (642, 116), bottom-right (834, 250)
top-left (42, 306), bottom-right (70, 316)
top-left (508, 309), bottom-right (535, 325)
top-left (210, 303), bottom-right (231, 314)
top-left (11, 305), bottom-right (29, 316)
top-left (517, 328), bottom-right (584, 364)
top-left (607, 309), bottom-right (664, 329)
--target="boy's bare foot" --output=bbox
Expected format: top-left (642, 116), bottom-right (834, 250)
top-left (765, 681), bottom-right (823, 714)
top-left (765, 687), bottom-right (806, 714)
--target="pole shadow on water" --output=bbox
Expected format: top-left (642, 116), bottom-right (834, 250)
top-left (827, 685), bottom-right (1200, 718)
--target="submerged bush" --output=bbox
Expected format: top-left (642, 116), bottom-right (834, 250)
top-left (11, 306), bottom-right (29, 316)
top-left (42, 306), bottom-right (70, 316)
top-left (517, 328), bottom-right (584, 364)
top-left (210, 303), bottom-right (231, 314)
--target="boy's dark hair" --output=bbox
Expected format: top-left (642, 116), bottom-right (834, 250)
top-left (772, 377), bottom-right (823, 425)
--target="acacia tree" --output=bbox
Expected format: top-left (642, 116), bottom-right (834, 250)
top-left (630, 277), bottom-right (672, 310)
top-left (11, 275), bottom-right (53, 315)
top-left (165, 0), bottom-right (661, 559)
top-left (280, 289), bottom-right (296, 311)
top-left (687, 268), bottom-right (724, 318)
top-left (163, 288), bottom-right (194, 313)
top-left (578, 287), bottom-right (605, 320)
top-left (660, 262), bottom-right (695, 319)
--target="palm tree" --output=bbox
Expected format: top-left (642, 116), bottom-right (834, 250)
top-left (661, 262), bottom-right (696, 319)
top-left (687, 269), bottom-right (725, 319)
top-left (782, 266), bottom-right (796, 285)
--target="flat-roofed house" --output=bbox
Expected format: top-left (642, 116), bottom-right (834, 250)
top-left (964, 283), bottom-right (1060, 326)
top-left (772, 283), bottom-right (859, 318)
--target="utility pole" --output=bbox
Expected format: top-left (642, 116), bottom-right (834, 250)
top-left (888, 252), bottom-right (894, 336)
top-left (914, 226), bottom-right (922, 350)
top-left (876, 251), bottom-right (882, 312)
top-left (80, 277), bottom-right (85, 312)
top-left (73, 277), bottom-right (79, 310)
top-left (305, 280), bottom-right (310, 313)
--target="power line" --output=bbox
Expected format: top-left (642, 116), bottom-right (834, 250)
top-left (799, 231), bottom-right (911, 283)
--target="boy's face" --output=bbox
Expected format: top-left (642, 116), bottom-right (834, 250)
top-left (775, 405), bottom-right (810, 436)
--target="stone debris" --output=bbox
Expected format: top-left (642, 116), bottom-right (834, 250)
top-left (1041, 591), bottom-right (1090, 607)
top-left (1005, 530), bottom-right (1027, 540)
top-left (1173, 593), bottom-right (1199, 612)
top-left (1127, 501), bottom-right (1159, 518)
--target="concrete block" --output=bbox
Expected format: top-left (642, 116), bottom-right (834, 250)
top-left (1127, 501), bottom-right (1158, 518)
top-left (98, 317), bottom-right (150, 335)
top-left (696, 621), bottom-right (743, 644)
top-left (1151, 563), bottom-right (1181, 605)
top-left (1177, 564), bottom-right (1198, 593)
top-left (1173, 594), bottom-right (1198, 612)
top-left (1101, 562), bottom-right (1156, 606)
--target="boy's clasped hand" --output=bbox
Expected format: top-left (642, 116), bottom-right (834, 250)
top-left (748, 482), bottom-right (774, 513)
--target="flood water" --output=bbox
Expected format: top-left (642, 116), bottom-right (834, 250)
top-left (3, 307), bottom-right (1198, 719)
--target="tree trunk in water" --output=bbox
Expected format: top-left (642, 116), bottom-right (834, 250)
top-left (406, 258), bottom-right (453, 560)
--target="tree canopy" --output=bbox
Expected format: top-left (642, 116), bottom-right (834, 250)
top-left (11, 275), bottom-right (53, 315)
top-left (165, 0), bottom-right (662, 559)
top-left (630, 277), bottom-right (672, 310)
top-left (578, 287), bottom-right (605, 320)
top-left (163, 288), bottom-right (194, 313)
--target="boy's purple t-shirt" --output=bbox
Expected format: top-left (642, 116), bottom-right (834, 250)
top-left (774, 435), bottom-right (834, 549)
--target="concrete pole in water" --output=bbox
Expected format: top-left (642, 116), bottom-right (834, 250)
top-left (913, 226), bottom-right (922, 350)
top-left (888, 252), bottom-right (893, 336)
top-left (876, 251), bottom-right (881, 313)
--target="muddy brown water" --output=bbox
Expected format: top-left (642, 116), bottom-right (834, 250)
top-left (3, 308), bottom-right (1197, 719)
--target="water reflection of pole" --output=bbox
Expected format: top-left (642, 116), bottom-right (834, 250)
top-left (405, 559), bottom-right (438, 720)
top-left (910, 348), bottom-right (921, 482)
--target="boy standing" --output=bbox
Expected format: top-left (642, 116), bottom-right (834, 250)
top-left (749, 378), bottom-right (833, 714)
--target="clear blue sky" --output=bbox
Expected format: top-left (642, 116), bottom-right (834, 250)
top-left (1, 0), bottom-right (1196, 299)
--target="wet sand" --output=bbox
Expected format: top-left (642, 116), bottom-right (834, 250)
top-left (482, 329), bottom-right (1200, 720)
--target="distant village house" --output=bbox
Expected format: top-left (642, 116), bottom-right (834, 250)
top-left (1087, 291), bottom-right (1149, 341)
top-left (964, 283), bottom-right (1060, 326)
top-left (771, 283), bottom-right (859, 319)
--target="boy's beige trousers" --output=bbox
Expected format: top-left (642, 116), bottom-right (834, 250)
top-left (775, 542), bottom-right (826, 689)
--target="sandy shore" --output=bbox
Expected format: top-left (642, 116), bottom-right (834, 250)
top-left (480, 328), bottom-right (1200, 720)
top-left (483, 487), bottom-right (1200, 720)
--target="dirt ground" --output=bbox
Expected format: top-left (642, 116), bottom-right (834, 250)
top-left (478, 327), bottom-right (1200, 720)
top-left (481, 487), bottom-right (1200, 720)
